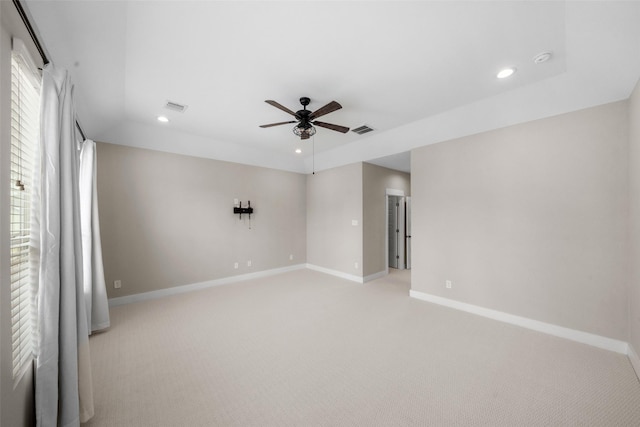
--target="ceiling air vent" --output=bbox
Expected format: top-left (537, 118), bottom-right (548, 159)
top-left (351, 125), bottom-right (374, 135)
top-left (164, 101), bottom-right (188, 113)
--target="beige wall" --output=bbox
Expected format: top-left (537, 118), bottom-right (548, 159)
top-left (411, 101), bottom-right (629, 340)
top-left (630, 79), bottom-right (640, 353)
top-left (97, 143), bottom-right (307, 298)
top-left (362, 162), bottom-right (411, 277)
top-left (0, 3), bottom-right (40, 425)
top-left (306, 163), bottom-right (363, 277)
top-left (99, 154), bottom-right (404, 286)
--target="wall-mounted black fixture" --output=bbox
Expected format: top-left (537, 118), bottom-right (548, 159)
top-left (233, 200), bottom-right (253, 219)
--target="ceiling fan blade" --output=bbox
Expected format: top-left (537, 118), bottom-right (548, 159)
top-left (313, 121), bottom-right (350, 133)
top-left (259, 121), bottom-right (297, 128)
top-left (265, 100), bottom-right (296, 116)
top-left (309, 101), bottom-right (342, 120)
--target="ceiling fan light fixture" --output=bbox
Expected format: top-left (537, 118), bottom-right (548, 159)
top-left (293, 124), bottom-right (316, 138)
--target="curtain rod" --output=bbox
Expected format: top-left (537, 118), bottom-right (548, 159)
top-left (12, 0), bottom-right (88, 142)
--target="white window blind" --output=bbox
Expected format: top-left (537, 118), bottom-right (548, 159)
top-left (10, 40), bottom-right (41, 380)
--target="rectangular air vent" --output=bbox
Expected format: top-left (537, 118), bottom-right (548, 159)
top-left (164, 101), bottom-right (188, 113)
top-left (351, 124), bottom-right (374, 135)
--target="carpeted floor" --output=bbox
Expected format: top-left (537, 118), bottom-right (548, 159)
top-left (85, 269), bottom-right (640, 426)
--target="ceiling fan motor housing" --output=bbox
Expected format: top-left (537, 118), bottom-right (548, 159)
top-left (296, 97), bottom-right (312, 123)
top-left (295, 109), bottom-right (311, 122)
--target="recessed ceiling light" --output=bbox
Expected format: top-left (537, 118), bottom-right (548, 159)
top-left (157, 116), bottom-right (169, 123)
top-left (295, 148), bottom-right (302, 154)
top-left (497, 67), bottom-right (516, 79)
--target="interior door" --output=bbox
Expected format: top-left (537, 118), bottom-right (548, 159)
top-left (388, 195), bottom-right (399, 269)
top-left (388, 195), bottom-right (405, 269)
top-left (405, 196), bottom-right (412, 270)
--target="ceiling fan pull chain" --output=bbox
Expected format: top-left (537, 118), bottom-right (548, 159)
top-left (313, 134), bottom-right (315, 175)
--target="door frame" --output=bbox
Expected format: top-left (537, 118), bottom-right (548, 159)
top-left (385, 188), bottom-right (405, 274)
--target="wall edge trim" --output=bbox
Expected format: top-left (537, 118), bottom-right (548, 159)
top-left (108, 264), bottom-right (307, 307)
top-left (409, 290), bottom-right (628, 354)
top-left (364, 271), bottom-right (387, 283)
top-left (306, 264), bottom-right (363, 283)
top-left (628, 344), bottom-right (640, 381)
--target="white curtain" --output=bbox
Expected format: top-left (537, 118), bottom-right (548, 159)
top-left (79, 140), bottom-right (110, 333)
top-left (35, 64), bottom-right (109, 426)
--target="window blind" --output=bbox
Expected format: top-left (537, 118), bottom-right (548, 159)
top-left (10, 42), bottom-right (40, 380)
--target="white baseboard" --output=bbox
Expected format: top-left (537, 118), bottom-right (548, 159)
top-left (306, 264), bottom-right (363, 283)
top-left (409, 290), bottom-right (629, 354)
top-left (109, 264), bottom-right (306, 307)
top-left (629, 344), bottom-right (640, 380)
top-left (364, 271), bottom-right (387, 283)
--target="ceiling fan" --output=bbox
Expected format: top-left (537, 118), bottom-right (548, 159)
top-left (260, 97), bottom-right (350, 140)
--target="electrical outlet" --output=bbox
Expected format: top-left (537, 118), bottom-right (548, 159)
top-left (446, 280), bottom-right (452, 289)
top-left (114, 280), bottom-right (122, 289)
top-left (355, 262), bottom-right (358, 269)
top-left (234, 262), bottom-right (239, 269)
top-left (247, 260), bottom-right (252, 267)
top-left (289, 254), bottom-right (293, 261)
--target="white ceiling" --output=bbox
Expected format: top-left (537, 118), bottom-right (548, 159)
top-left (24, 1), bottom-right (640, 174)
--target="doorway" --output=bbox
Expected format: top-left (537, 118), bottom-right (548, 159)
top-left (386, 191), bottom-right (411, 270)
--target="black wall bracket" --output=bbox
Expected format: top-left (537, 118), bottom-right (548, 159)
top-left (233, 200), bottom-right (253, 219)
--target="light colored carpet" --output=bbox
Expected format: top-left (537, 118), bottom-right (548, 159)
top-left (85, 269), bottom-right (640, 426)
